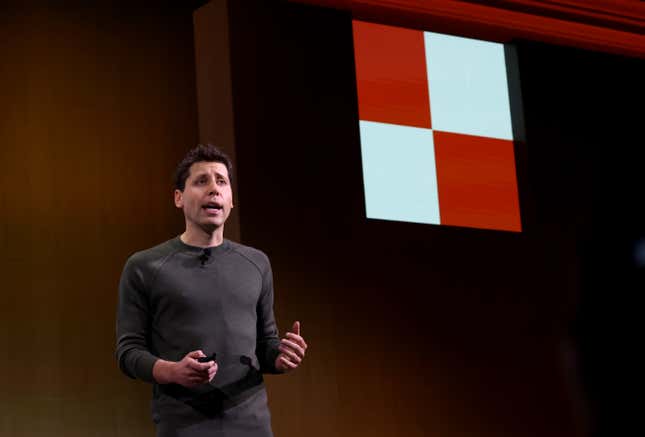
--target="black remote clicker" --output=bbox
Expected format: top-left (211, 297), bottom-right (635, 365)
top-left (197, 353), bottom-right (217, 363)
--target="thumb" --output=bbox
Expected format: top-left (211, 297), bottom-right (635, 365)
top-left (292, 321), bottom-right (300, 336)
top-left (187, 350), bottom-right (205, 359)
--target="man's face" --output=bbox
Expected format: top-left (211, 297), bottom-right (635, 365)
top-left (174, 161), bottom-right (233, 233)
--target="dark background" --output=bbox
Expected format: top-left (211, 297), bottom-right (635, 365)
top-left (1, 1), bottom-right (642, 436)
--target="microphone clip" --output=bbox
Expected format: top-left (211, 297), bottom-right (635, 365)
top-left (199, 248), bottom-right (211, 266)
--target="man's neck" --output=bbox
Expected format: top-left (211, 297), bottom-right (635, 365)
top-left (180, 225), bottom-right (224, 248)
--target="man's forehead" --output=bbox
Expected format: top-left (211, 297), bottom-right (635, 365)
top-left (189, 161), bottom-right (229, 178)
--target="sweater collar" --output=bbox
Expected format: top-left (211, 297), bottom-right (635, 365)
top-left (172, 235), bottom-right (231, 255)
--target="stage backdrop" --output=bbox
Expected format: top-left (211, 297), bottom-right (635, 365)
top-left (1, 1), bottom-right (642, 437)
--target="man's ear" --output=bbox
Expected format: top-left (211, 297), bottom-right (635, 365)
top-left (174, 189), bottom-right (184, 208)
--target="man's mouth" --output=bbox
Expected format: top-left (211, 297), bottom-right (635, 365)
top-left (202, 202), bottom-right (223, 212)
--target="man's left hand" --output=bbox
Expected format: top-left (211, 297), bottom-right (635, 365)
top-left (275, 321), bottom-right (307, 373)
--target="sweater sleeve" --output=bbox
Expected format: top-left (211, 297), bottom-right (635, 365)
top-left (115, 256), bottom-right (159, 383)
top-left (255, 258), bottom-right (282, 374)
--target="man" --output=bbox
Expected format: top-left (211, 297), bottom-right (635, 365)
top-left (116, 144), bottom-right (307, 437)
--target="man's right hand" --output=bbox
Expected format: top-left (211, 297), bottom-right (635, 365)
top-left (152, 350), bottom-right (217, 388)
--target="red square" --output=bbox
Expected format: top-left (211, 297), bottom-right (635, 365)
top-left (353, 20), bottom-right (431, 129)
top-left (433, 131), bottom-right (521, 232)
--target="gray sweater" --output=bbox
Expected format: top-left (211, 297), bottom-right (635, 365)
top-left (115, 237), bottom-right (282, 395)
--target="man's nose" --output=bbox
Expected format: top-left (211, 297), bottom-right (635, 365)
top-left (208, 180), bottom-right (220, 195)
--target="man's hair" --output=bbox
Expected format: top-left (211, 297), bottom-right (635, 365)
top-left (174, 144), bottom-right (234, 191)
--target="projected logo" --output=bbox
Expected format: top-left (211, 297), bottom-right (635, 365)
top-left (353, 20), bottom-right (521, 232)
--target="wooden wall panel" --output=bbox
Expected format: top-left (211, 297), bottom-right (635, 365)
top-left (194, 0), bottom-right (242, 242)
top-left (0, 4), bottom-right (198, 436)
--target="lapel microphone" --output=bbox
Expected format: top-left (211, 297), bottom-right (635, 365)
top-left (199, 248), bottom-right (211, 266)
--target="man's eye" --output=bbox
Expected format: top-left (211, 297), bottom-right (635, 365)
top-left (217, 179), bottom-right (227, 185)
top-left (197, 179), bottom-right (207, 185)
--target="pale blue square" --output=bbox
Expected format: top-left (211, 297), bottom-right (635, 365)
top-left (359, 120), bottom-right (440, 224)
top-left (424, 32), bottom-right (513, 140)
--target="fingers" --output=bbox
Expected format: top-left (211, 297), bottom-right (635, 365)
top-left (278, 355), bottom-right (298, 370)
top-left (285, 332), bottom-right (308, 349)
top-left (176, 351), bottom-right (218, 388)
top-left (278, 345), bottom-right (302, 364)
top-left (278, 321), bottom-right (307, 371)
top-left (186, 366), bottom-right (216, 385)
top-left (287, 321), bottom-right (307, 349)
top-left (186, 359), bottom-right (209, 371)
top-left (208, 363), bottom-right (218, 382)
top-left (184, 362), bottom-right (217, 386)
top-left (280, 338), bottom-right (305, 358)
top-left (187, 350), bottom-right (205, 359)
top-left (184, 350), bottom-right (215, 373)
